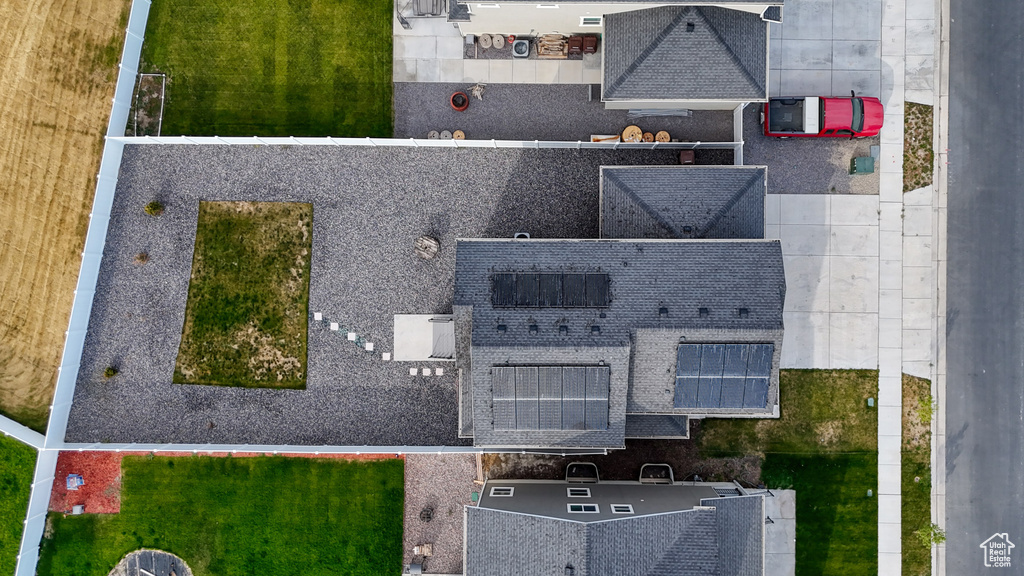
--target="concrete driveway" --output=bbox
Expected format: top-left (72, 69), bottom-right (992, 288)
top-left (766, 194), bottom-right (880, 369)
top-left (769, 0), bottom-right (882, 98)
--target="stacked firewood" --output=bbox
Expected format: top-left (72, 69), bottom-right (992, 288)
top-left (537, 34), bottom-right (568, 58)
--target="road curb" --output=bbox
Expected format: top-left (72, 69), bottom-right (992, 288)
top-left (931, 0), bottom-right (951, 571)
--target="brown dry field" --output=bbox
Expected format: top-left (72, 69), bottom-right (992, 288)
top-left (0, 0), bottom-right (130, 431)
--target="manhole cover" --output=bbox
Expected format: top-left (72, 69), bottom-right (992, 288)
top-left (420, 507), bottom-right (434, 522)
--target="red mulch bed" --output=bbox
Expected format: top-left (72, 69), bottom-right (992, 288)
top-left (48, 451), bottom-right (401, 514)
top-left (49, 451), bottom-right (124, 514)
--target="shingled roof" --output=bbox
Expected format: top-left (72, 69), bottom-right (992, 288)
top-left (454, 239), bottom-right (785, 448)
top-left (465, 490), bottom-right (765, 576)
top-left (602, 6), bottom-right (768, 102)
top-left (600, 166), bottom-right (767, 240)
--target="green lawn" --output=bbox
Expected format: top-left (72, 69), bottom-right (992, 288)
top-left (762, 453), bottom-right (878, 576)
top-left (141, 0), bottom-right (393, 137)
top-left (38, 456), bottom-right (404, 576)
top-left (174, 202), bottom-right (312, 388)
top-left (700, 369), bottom-right (879, 454)
top-left (698, 369), bottom-right (879, 576)
top-left (0, 436), bottom-right (37, 576)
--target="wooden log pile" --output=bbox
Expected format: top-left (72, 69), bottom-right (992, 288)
top-left (537, 34), bottom-right (568, 58)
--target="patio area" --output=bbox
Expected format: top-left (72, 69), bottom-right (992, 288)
top-left (393, 14), bottom-right (602, 84)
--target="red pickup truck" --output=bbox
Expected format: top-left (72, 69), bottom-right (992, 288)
top-left (762, 95), bottom-right (884, 138)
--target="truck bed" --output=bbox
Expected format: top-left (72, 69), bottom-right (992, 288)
top-left (767, 98), bottom-right (806, 133)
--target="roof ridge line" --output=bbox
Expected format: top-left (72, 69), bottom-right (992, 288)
top-left (698, 7), bottom-right (763, 96)
top-left (603, 169), bottom-right (678, 237)
top-left (701, 170), bottom-right (765, 236)
top-left (604, 7), bottom-right (692, 97)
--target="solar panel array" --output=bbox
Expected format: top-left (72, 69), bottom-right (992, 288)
top-left (492, 366), bottom-right (610, 431)
top-left (491, 273), bottom-right (611, 308)
top-left (674, 344), bottom-right (773, 409)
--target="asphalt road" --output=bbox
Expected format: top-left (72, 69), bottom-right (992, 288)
top-left (946, 1), bottom-right (1024, 574)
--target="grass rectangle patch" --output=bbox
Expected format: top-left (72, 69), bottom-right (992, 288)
top-left (902, 374), bottom-right (933, 576)
top-left (699, 369), bottom-right (879, 455)
top-left (761, 453), bottom-right (878, 576)
top-left (174, 201), bottom-right (312, 388)
top-left (140, 0), bottom-right (393, 137)
top-left (0, 436), bottom-right (37, 575)
top-left (37, 456), bottom-right (404, 576)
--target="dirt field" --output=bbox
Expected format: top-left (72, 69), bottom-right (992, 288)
top-left (0, 0), bottom-right (130, 430)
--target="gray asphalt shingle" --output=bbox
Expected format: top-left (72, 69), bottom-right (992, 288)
top-left (600, 166), bottom-right (767, 239)
top-left (603, 6), bottom-right (768, 102)
top-left (455, 239), bottom-right (786, 447)
top-left (466, 494), bottom-right (766, 576)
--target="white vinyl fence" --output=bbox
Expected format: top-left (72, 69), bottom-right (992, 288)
top-left (13, 1), bottom-right (151, 575)
top-left (108, 134), bottom-right (743, 154)
top-left (0, 415), bottom-right (44, 450)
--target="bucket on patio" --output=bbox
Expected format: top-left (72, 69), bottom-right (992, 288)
top-left (450, 92), bottom-right (469, 111)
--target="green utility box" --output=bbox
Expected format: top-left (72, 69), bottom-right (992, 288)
top-left (850, 156), bottom-right (875, 174)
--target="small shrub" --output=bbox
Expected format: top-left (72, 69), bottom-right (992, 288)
top-left (144, 201), bottom-right (164, 216)
top-left (916, 523), bottom-right (946, 547)
top-left (917, 396), bottom-right (936, 425)
top-left (134, 252), bottom-right (149, 265)
top-left (103, 366), bottom-right (118, 379)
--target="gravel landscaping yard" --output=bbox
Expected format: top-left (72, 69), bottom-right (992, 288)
top-left (66, 145), bottom-right (679, 446)
top-left (403, 454), bottom-right (478, 574)
top-left (741, 104), bottom-right (880, 194)
top-left (395, 83), bottom-right (735, 143)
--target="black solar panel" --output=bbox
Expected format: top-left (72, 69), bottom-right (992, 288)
top-left (492, 274), bottom-right (515, 307)
top-left (538, 367), bottom-right (563, 429)
top-left (492, 367), bottom-right (517, 430)
top-left (563, 274), bottom-right (586, 307)
top-left (697, 377), bottom-right (723, 408)
top-left (491, 366), bottom-right (608, 431)
top-left (676, 344), bottom-right (702, 376)
top-left (562, 367), bottom-right (587, 429)
top-left (584, 367), bottom-right (610, 430)
top-left (516, 273), bottom-right (539, 307)
top-left (744, 378), bottom-right (769, 408)
top-left (747, 344), bottom-right (774, 377)
top-left (515, 367), bottom-right (539, 430)
top-left (723, 344), bottom-right (749, 377)
top-left (675, 343), bottom-right (774, 409)
top-left (490, 273), bottom-right (609, 309)
top-left (585, 274), bottom-right (611, 307)
top-left (538, 274), bottom-right (562, 306)
top-left (719, 377), bottom-right (746, 408)
top-left (700, 344), bottom-right (726, 375)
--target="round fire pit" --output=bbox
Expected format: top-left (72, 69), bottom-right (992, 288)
top-left (450, 92), bottom-right (469, 111)
top-left (419, 507), bottom-right (434, 522)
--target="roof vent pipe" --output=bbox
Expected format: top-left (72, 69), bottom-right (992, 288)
top-left (686, 22), bottom-right (695, 32)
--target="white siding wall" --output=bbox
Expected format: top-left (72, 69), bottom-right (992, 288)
top-left (455, 2), bottom-right (768, 36)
